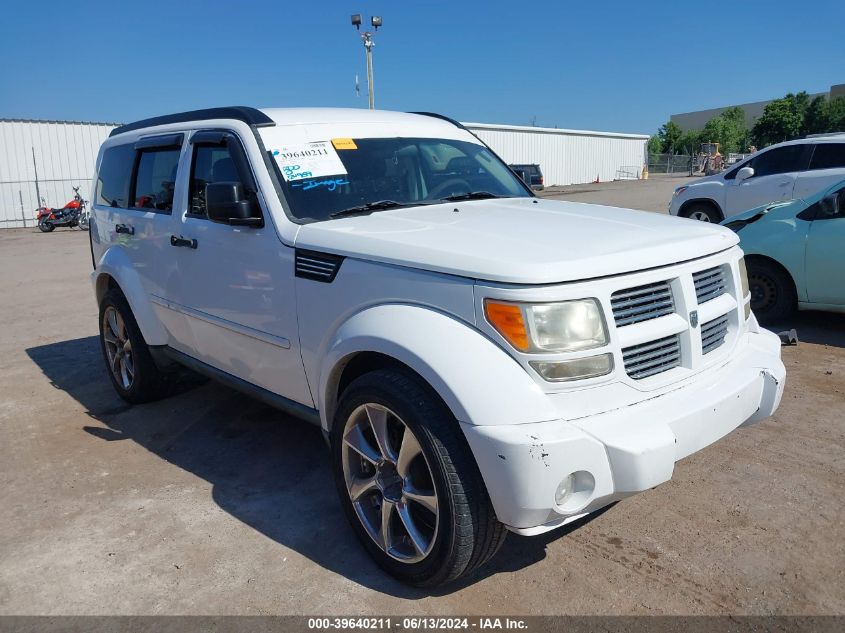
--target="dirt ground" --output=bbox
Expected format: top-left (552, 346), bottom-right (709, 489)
top-left (1, 180), bottom-right (843, 615)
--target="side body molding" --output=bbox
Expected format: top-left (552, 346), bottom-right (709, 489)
top-left (317, 304), bottom-right (559, 432)
top-left (91, 247), bottom-right (169, 346)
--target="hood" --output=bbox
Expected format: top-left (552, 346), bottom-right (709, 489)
top-left (294, 198), bottom-right (739, 284)
top-left (723, 199), bottom-right (799, 225)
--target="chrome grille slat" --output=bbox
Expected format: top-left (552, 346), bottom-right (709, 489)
top-left (621, 334), bottom-right (681, 379)
top-left (701, 315), bottom-right (729, 355)
top-left (611, 280), bottom-right (675, 327)
top-left (693, 266), bottom-right (727, 304)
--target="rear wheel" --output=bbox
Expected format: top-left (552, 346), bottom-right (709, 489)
top-left (331, 369), bottom-right (506, 586)
top-left (38, 219), bottom-right (55, 233)
top-left (99, 289), bottom-right (170, 403)
top-left (746, 259), bottom-right (796, 324)
top-left (681, 203), bottom-right (721, 223)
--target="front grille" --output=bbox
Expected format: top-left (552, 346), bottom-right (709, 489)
top-left (611, 280), bottom-right (674, 327)
top-left (693, 266), bottom-right (726, 304)
top-left (622, 334), bottom-right (681, 379)
top-left (701, 314), bottom-right (729, 355)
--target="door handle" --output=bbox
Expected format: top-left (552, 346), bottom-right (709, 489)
top-left (170, 235), bottom-right (198, 249)
top-left (115, 223), bottom-right (134, 235)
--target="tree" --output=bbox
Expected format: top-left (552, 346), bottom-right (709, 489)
top-left (648, 134), bottom-right (662, 156)
top-left (802, 96), bottom-right (829, 136)
top-left (677, 129), bottom-right (702, 156)
top-left (826, 97), bottom-right (845, 131)
top-left (752, 97), bottom-right (803, 146)
top-left (699, 106), bottom-right (747, 155)
top-left (657, 120), bottom-right (683, 153)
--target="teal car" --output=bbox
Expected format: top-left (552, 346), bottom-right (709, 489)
top-left (722, 178), bottom-right (845, 323)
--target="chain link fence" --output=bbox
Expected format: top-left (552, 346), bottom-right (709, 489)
top-left (0, 178), bottom-right (92, 229)
top-left (648, 153), bottom-right (694, 176)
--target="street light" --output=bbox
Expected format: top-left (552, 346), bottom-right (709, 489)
top-left (350, 14), bottom-right (382, 110)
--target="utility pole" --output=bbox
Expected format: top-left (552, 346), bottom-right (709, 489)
top-left (351, 14), bottom-right (382, 110)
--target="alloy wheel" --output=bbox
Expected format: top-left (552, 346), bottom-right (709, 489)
top-left (102, 306), bottom-right (135, 390)
top-left (341, 403), bottom-right (439, 563)
top-left (689, 210), bottom-right (712, 222)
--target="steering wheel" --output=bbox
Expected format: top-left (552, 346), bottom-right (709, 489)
top-left (428, 178), bottom-right (472, 200)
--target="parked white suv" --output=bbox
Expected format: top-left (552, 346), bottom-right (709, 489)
top-left (669, 134), bottom-right (845, 222)
top-left (89, 107), bottom-right (785, 586)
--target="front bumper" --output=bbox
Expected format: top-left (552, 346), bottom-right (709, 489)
top-left (462, 328), bottom-right (784, 535)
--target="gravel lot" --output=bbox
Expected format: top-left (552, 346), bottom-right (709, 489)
top-left (1, 178), bottom-right (843, 615)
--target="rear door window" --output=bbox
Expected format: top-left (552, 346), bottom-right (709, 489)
top-left (809, 143), bottom-right (845, 170)
top-left (131, 149), bottom-right (181, 212)
top-left (95, 144), bottom-right (135, 208)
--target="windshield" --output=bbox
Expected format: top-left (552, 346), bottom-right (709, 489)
top-left (270, 137), bottom-right (531, 221)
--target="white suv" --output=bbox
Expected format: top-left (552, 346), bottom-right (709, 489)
top-left (669, 134), bottom-right (845, 222)
top-left (89, 107), bottom-right (785, 586)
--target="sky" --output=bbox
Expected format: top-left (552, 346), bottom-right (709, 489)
top-left (1, 0), bottom-right (843, 135)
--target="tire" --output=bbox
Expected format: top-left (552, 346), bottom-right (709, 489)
top-left (746, 259), bottom-right (796, 325)
top-left (79, 215), bottom-right (89, 231)
top-left (98, 288), bottom-right (171, 403)
top-left (331, 369), bottom-right (506, 587)
top-left (681, 203), bottom-right (721, 223)
top-left (38, 219), bottom-right (55, 233)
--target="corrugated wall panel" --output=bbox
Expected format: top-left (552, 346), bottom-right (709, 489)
top-left (0, 120), bottom-right (117, 228)
top-left (464, 124), bottom-right (647, 187)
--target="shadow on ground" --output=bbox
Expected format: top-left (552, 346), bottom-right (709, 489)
top-left (765, 310), bottom-right (845, 349)
top-left (26, 336), bottom-right (611, 597)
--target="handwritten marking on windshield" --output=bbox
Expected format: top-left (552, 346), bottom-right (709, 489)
top-left (292, 178), bottom-right (350, 192)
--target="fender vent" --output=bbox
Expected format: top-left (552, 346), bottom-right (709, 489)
top-left (295, 250), bottom-right (344, 283)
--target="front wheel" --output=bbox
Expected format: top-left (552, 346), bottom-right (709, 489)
top-left (332, 369), bottom-right (506, 586)
top-left (78, 214), bottom-right (89, 231)
top-left (746, 260), bottom-right (796, 325)
top-left (681, 203), bottom-right (721, 223)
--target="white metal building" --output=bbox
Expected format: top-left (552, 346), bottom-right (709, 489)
top-left (464, 122), bottom-right (649, 186)
top-left (0, 119), bottom-right (118, 228)
top-left (0, 116), bottom-right (647, 229)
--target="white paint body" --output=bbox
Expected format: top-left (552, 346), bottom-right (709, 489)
top-left (90, 108), bottom-right (784, 534)
top-left (669, 135), bottom-right (845, 220)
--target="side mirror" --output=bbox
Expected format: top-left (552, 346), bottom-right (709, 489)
top-left (735, 167), bottom-right (754, 182)
top-left (206, 182), bottom-right (263, 227)
top-left (817, 193), bottom-right (840, 218)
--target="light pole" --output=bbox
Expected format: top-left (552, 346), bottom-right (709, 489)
top-left (351, 14), bottom-right (382, 110)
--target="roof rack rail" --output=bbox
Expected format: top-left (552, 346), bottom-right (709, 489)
top-left (805, 131), bottom-right (845, 138)
top-left (110, 106), bottom-right (274, 137)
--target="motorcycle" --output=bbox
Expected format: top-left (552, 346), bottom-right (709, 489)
top-left (36, 186), bottom-right (89, 232)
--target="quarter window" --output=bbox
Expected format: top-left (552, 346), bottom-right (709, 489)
top-left (96, 144), bottom-right (134, 208)
top-left (809, 143), bottom-right (845, 170)
top-left (132, 149), bottom-right (181, 212)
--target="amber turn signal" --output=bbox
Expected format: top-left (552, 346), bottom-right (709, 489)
top-left (484, 300), bottom-right (529, 351)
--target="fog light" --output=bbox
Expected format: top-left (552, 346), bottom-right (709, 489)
top-left (530, 353), bottom-right (613, 382)
top-left (555, 474), bottom-right (575, 506)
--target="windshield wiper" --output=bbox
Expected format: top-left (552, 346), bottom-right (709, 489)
top-left (329, 200), bottom-right (416, 219)
top-left (439, 191), bottom-right (509, 202)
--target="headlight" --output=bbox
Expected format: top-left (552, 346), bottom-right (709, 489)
top-left (673, 186), bottom-right (688, 197)
top-left (484, 298), bottom-right (608, 353)
top-left (738, 257), bottom-right (751, 319)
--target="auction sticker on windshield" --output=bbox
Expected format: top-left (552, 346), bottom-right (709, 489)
top-left (271, 142), bottom-right (347, 182)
